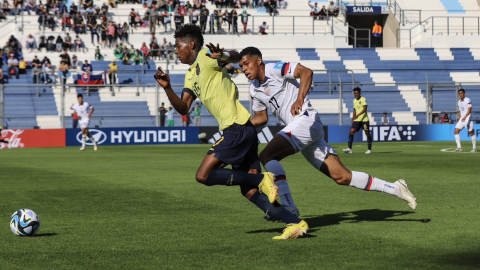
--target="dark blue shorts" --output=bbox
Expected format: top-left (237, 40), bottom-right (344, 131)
top-left (352, 121), bottom-right (370, 132)
top-left (207, 121), bottom-right (261, 172)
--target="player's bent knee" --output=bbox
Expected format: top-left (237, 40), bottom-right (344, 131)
top-left (259, 151), bottom-right (271, 165)
top-left (195, 172), bottom-right (208, 184)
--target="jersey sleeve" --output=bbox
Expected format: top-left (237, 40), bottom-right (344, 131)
top-left (270, 62), bottom-right (299, 80)
top-left (250, 85), bottom-right (267, 112)
top-left (362, 97), bottom-right (368, 106)
top-left (200, 48), bottom-right (223, 72)
top-left (467, 98), bottom-right (472, 107)
top-left (182, 72), bottom-right (197, 100)
top-left (87, 102), bottom-right (93, 109)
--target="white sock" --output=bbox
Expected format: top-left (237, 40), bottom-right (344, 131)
top-left (350, 171), bottom-right (403, 199)
top-left (472, 135), bottom-right (476, 149)
top-left (455, 134), bottom-right (461, 148)
top-left (82, 135), bottom-right (86, 146)
top-left (89, 136), bottom-right (95, 143)
top-left (264, 160), bottom-right (297, 209)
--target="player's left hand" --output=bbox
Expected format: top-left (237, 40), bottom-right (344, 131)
top-left (291, 99), bottom-right (304, 116)
top-left (205, 42), bottom-right (224, 59)
top-left (462, 117), bottom-right (466, 122)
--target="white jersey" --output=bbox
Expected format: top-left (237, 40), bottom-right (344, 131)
top-left (458, 97), bottom-right (472, 118)
top-left (72, 102), bottom-right (93, 120)
top-left (250, 62), bottom-right (317, 125)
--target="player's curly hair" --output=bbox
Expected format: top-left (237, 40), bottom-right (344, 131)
top-left (353, 87), bottom-right (361, 92)
top-left (174, 24), bottom-right (204, 49)
top-left (240, 47), bottom-right (263, 59)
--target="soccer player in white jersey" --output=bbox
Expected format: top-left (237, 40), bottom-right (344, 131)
top-left (454, 89), bottom-right (476, 152)
top-left (72, 93), bottom-right (98, 151)
top-left (237, 47), bottom-right (417, 219)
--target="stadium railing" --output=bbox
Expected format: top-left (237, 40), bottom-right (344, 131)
top-left (2, 80), bottom-right (480, 129)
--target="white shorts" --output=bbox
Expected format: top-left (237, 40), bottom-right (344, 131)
top-left (278, 113), bottom-right (337, 170)
top-left (79, 119), bottom-right (90, 129)
top-left (455, 115), bottom-right (473, 132)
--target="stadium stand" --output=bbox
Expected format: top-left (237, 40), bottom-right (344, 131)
top-left (1, 0), bottom-right (480, 129)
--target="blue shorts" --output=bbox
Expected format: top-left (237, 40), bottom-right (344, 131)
top-left (207, 121), bottom-right (261, 172)
top-left (352, 121), bottom-right (370, 132)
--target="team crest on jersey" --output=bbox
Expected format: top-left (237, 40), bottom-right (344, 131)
top-left (264, 84), bottom-right (271, 95)
top-left (196, 63), bottom-right (200, 75)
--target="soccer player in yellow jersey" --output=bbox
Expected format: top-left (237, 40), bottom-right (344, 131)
top-left (153, 24), bottom-right (307, 239)
top-left (343, 87), bottom-right (373, 154)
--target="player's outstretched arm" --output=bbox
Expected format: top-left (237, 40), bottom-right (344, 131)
top-left (154, 67), bottom-right (194, 115)
top-left (250, 110), bottom-right (269, 128)
top-left (291, 64), bottom-right (313, 116)
top-left (205, 42), bottom-right (241, 64)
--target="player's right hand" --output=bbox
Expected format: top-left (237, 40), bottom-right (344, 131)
top-left (205, 42), bottom-right (224, 59)
top-left (154, 67), bottom-right (171, 89)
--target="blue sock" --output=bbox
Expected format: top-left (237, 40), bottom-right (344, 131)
top-left (348, 135), bottom-right (353, 149)
top-left (205, 169), bottom-right (263, 187)
top-left (367, 135), bottom-right (372, 150)
top-left (249, 191), bottom-right (301, 224)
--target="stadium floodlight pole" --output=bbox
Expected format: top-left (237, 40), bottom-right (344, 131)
top-left (21, 2), bottom-right (24, 34)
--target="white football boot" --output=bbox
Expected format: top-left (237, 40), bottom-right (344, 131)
top-left (395, 179), bottom-right (417, 210)
top-left (343, 148), bottom-right (353, 154)
top-left (365, 150), bottom-right (372, 154)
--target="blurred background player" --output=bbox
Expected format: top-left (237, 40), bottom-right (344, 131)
top-left (343, 87), bottom-right (373, 154)
top-left (237, 47), bottom-right (417, 220)
top-left (72, 94), bottom-right (98, 151)
top-left (154, 24), bottom-right (305, 240)
top-left (454, 89), bottom-right (476, 152)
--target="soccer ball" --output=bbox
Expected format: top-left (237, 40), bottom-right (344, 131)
top-left (10, 209), bottom-right (40, 236)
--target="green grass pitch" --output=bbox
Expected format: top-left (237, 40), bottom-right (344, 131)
top-left (1, 142), bottom-right (479, 269)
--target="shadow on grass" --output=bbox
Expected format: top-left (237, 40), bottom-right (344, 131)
top-left (33, 233), bottom-right (58, 237)
top-left (247, 209), bottom-right (430, 234)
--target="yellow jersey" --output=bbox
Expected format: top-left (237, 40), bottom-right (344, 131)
top-left (183, 48), bottom-right (250, 130)
top-left (353, 96), bottom-right (369, 122)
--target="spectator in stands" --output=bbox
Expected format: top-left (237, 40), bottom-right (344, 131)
top-left (108, 60), bottom-right (117, 85)
top-left (114, 45), bottom-right (123, 60)
top-left (18, 58), bottom-right (27, 75)
top-left (0, 69), bottom-right (4, 84)
top-left (101, 3), bottom-right (109, 16)
top-left (100, 21), bottom-right (108, 48)
top-left (8, 54), bottom-right (19, 79)
top-left (122, 23), bottom-right (130, 43)
top-left (200, 6), bottom-right (209, 34)
top-left (191, 6), bottom-right (200, 25)
top-left (61, 15), bottom-right (73, 31)
top-left (73, 14), bottom-right (86, 34)
top-left (41, 56), bottom-right (51, 67)
top-left (60, 50), bottom-right (72, 67)
top-left (84, 0), bottom-right (94, 9)
top-left (81, 59), bottom-right (92, 73)
top-left (108, 0), bottom-right (116, 7)
top-left (31, 55), bottom-right (41, 68)
top-left (265, 0), bottom-right (276, 16)
top-left (56, 36), bottom-right (64, 52)
top-left (2, 41), bottom-right (12, 64)
top-left (71, 55), bottom-right (83, 69)
top-left (32, 63), bottom-right (41, 83)
top-left (441, 113), bottom-right (452, 124)
top-left (240, 0), bottom-right (248, 8)
top-left (95, 46), bottom-right (104, 60)
top-left (150, 33), bottom-right (158, 48)
top-left (167, 107), bottom-right (174, 126)
top-left (327, 1), bottom-right (339, 16)
top-left (222, 9), bottom-right (231, 33)
top-left (25, 34), bottom-right (37, 52)
top-left (240, 10), bottom-right (250, 34)
top-left (133, 50), bottom-right (143, 65)
top-left (75, 35), bottom-right (86, 52)
top-left (42, 62), bottom-right (55, 84)
top-left (209, 9), bottom-right (217, 34)
top-left (151, 42), bottom-right (160, 60)
top-left (130, 9), bottom-right (139, 29)
top-left (58, 60), bottom-right (71, 84)
top-left (194, 102), bottom-right (202, 126)
top-left (107, 22), bottom-right (116, 48)
top-left (88, 17), bottom-right (100, 45)
top-left (64, 33), bottom-right (72, 51)
top-left (174, 6), bottom-right (184, 31)
top-left (231, 9), bottom-right (239, 35)
top-left (259, 21), bottom-right (268, 35)
top-left (25, 0), bottom-right (36, 15)
top-left (140, 42), bottom-right (149, 60)
top-left (372, 21), bottom-right (382, 47)
top-left (159, 102), bottom-right (167, 127)
top-left (309, 1), bottom-right (320, 20)
top-left (116, 23), bottom-right (124, 43)
top-left (382, 112), bottom-right (390, 125)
